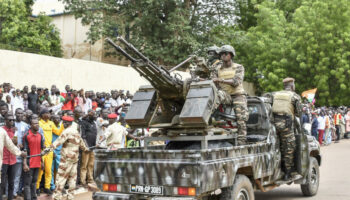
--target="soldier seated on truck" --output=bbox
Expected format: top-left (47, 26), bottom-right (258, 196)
top-left (272, 77), bottom-right (302, 181)
top-left (207, 45), bottom-right (221, 68)
top-left (212, 45), bottom-right (249, 145)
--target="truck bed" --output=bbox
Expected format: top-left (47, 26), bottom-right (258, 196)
top-left (93, 142), bottom-right (276, 198)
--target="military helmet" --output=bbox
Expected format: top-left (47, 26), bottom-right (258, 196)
top-left (219, 45), bottom-right (236, 57)
top-left (207, 45), bottom-right (220, 54)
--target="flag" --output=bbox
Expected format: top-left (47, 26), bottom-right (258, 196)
top-left (301, 88), bottom-right (317, 103)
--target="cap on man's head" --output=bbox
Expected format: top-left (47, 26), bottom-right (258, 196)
top-left (108, 113), bottom-right (118, 119)
top-left (62, 116), bottom-right (74, 122)
top-left (283, 77), bottom-right (295, 84)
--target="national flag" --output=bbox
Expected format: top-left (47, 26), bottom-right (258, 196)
top-left (301, 88), bottom-right (317, 103)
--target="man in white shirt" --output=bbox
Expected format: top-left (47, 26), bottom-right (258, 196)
top-left (96, 109), bottom-right (110, 148)
top-left (83, 91), bottom-right (92, 114)
top-left (317, 112), bottom-right (326, 145)
top-left (116, 93), bottom-right (126, 107)
top-left (110, 91), bottom-right (118, 110)
top-left (12, 90), bottom-right (24, 115)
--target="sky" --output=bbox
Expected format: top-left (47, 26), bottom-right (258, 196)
top-left (32, 0), bottom-right (65, 16)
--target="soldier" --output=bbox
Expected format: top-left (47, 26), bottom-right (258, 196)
top-left (213, 45), bottom-right (249, 145)
top-left (272, 77), bottom-right (302, 181)
top-left (207, 45), bottom-right (220, 67)
top-left (44, 116), bottom-right (89, 200)
top-left (207, 45), bottom-right (221, 79)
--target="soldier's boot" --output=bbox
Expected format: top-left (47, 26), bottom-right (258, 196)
top-left (88, 182), bottom-right (99, 192)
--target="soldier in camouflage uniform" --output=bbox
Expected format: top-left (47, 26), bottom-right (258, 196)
top-left (272, 77), bottom-right (302, 181)
top-left (190, 46), bottom-right (220, 80)
top-left (45, 116), bottom-right (89, 200)
top-left (212, 45), bottom-right (249, 145)
top-left (207, 45), bottom-right (220, 67)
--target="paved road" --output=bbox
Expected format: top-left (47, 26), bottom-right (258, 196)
top-left (255, 139), bottom-right (350, 200)
top-left (37, 139), bottom-right (350, 200)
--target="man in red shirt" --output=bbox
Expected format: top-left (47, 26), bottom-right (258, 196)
top-left (61, 85), bottom-right (74, 111)
top-left (23, 119), bottom-right (44, 200)
top-left (0, 114), bottom-right (18, 200)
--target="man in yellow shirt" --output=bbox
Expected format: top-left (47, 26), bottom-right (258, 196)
top-left (36, 108), bottom-right (63, 194)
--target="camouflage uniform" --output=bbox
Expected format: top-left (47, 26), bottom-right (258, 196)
top-left (272, 88), bottom-right (302, 173)
top-left (192, 46), bottom-right (221, 79)
top-left (216, 62), bottom-right (248, 145)
top-left (49, 125), bottom-right (89, 200)
top-left (207, 45), bottom-right (221, 73)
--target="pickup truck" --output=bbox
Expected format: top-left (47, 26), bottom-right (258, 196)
top-left (92, 96), bottom-right (321, 200)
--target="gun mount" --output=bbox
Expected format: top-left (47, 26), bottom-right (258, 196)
top-left (106, 37), bottom-right (233, 133)
top-left (106, 38), bottom-right (183, 100)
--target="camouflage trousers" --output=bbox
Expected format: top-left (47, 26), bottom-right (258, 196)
top-left (274, 115), bottom-right (296, 171)
top-left (217, 90), bottom-right (232, 105)
top-left (53, 157), bottom-right (78, 200)
top-left (232, 95), bottom-right (248, 145)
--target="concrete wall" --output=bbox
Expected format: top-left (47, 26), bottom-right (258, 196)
top-left (0, 50), bottom-right (255, 95)
top-left (0, 50), bottom-right (152, 93)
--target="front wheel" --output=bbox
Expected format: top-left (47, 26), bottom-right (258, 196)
top-left (301, 157), bottom-right (320, 196)
top-left (220, 175), bottom-right (254, 200)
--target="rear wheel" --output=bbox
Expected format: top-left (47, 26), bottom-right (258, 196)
top-left (301, 157), bottom-right (320, 196)
top-left (219, 175), bottom-right (254, 200)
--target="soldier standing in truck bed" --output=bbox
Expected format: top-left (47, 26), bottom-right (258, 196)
top-left (272, 77), bottom-right (302, 181)
top-left (212, 45), bottom-right (249, 145)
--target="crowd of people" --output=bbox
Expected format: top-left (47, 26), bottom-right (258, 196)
top-left (302, 102), bottom-right (350, 146)
top-left (0, 82), bottom-right (137, 200)
top-left (1, 80), bottom-right (349, 199)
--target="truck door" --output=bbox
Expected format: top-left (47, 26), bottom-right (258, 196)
top-left (295, 118), bottom-right (310, 177)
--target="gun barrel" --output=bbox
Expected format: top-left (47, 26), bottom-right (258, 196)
top-left (107, 37), bottom-right (184, 99)
top-left (117, 37), bottom-right (170, 74)
top-left (27, 154), bottom-right (42, 158)
top-left (169, 55), bottom-right (195, 72)
top-left (105, 38), bottom-right (138, 62)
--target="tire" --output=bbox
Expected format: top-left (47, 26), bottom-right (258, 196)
top-left (301, 157), bottom-right (320, 196)
top-left (220, 175), bottom-right (255, 200)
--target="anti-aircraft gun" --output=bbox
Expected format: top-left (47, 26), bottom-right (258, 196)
top-left (106, 37), bottom-right (236, 148)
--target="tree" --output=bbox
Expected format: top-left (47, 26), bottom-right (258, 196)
top-left (289, 0), bottom-right (350, 105)
top-left (211, 0), bottom-right (350, 105)
top-left (60, 0), bottom-right (236, 66)
top-left (0, 0), bottom-right (62, 57)
top-left (232, 0), bottom-right (302, 31)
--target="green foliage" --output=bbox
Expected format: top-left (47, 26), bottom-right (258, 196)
top-left (0, 0), bottom-right (62, 57)
top-left (211, 0), bottom-right (350, 105)
top-left (232, 0), bottom-right (302, 31)
top-left (61, 0), bottom-right (236, 66)
top-left (63, 0), bottom-right (350, 105)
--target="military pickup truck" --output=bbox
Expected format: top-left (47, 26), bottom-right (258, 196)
top-left (92, 96), bottom-right (321, 200)
top-left (92, 38), bottom-right (321, 200)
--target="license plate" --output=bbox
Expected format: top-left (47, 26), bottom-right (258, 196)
top-left (130, 184), bottom-right (163, 195)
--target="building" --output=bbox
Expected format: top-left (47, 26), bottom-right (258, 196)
top-left (32, 0), bottom-right (127, 65)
